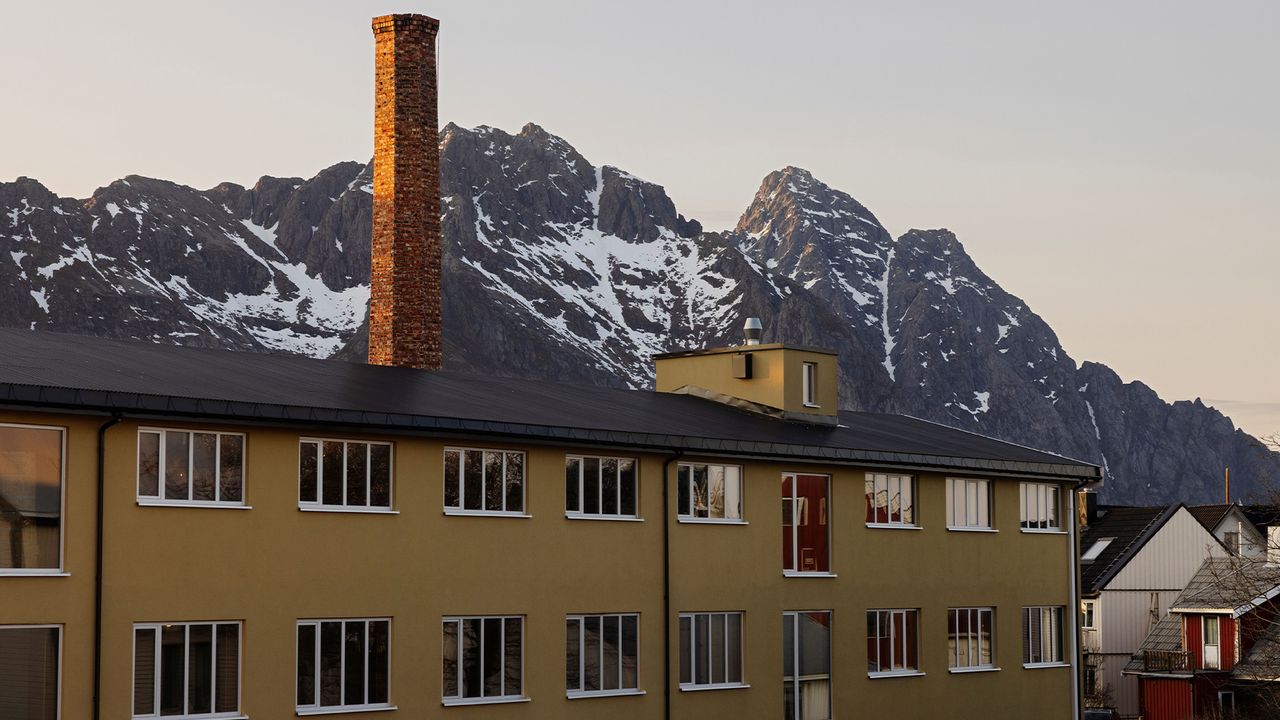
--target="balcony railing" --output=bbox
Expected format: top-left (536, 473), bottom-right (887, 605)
top-left (1141, 650), bottom-right (1191, 672)
top-left (1081, 628), bottom-right (1101, 653)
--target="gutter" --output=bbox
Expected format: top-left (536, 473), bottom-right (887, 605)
top-left (93, 412), bottom-right (122, 720)
top-left (661, 450), bottom-right (683, 720)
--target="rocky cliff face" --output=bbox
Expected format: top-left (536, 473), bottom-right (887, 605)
top-left (3, 122), bottom-right (1275, 504)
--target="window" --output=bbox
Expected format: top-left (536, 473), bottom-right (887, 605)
top-left (866, 610), bottom-right (919, 676)
top-left (442, 616), bottom-right (524, 704)
top-left (946, 478), bottom-right (991, 530)
top-left (1219, 690), bottom-right (1236, 715)
top-left (1203, 616), bottom-right (1221, 670)
top-left (678, 612), bottom-right (744, 688)
top-left (1019, 482), bottom-right (1061, 530)
top-left (1082, 538), bottom-right (1114, 562)
top-left (298, 439), bottom-right (392, 511)
top-left (0, 625), bottom-right (60, 719)
top-left (783, 611), bottom-right (830, 720)
top-left (0, 424), bottom-right (64, 573)
top-left (566, 456), bottom-right (638, 519)
top-left (864, 473), bottom-right (915, 527)
top-left (676, 464), bottom-right (742, 522)
top-left (1022, 607), bottom-right (1064, 665)
top-left (948, 608), bottom-right (995, 671)
top-left (138, 429), bottom-right (244, 506)
top-left (565, 614), bottom-right (639, 696)
top-left (802, 362), bottom-right (818, 407)
top-left (1083, 664), bottom-right (1098, 694)
top-left (296, 619), bottom-right (390, 712)
top-left (782, 474), bottom-right (830, 574)
top-left (443, 448), bottom-right (525, 515)
top-left (1225, 531), bottom-right (1241, 555)
top-left (134, 622), bottom-right (240, 718)
top-left (1081, 601), bottom-right (1096, 630)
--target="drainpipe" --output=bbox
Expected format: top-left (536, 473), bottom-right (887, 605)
top-left (1071, 477), bottom-right (1092, 720)
top-left (661, 450), bottom-right (684, 720)
top-left (94, 412), bottom-right (122, 720)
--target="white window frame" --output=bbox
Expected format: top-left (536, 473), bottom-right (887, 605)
top-left (678, 611), bottom-right (747, 690)
top-left (1203, 615), bottom-right (1221, 670)
top-left (801, 362), bottom-right (818, 408)
top-left (132, 621), bottom-right (242, 719)
top-left (1019, 482), bottom-right (1062, 532)
top-left (565, 613), bottom-right (642, 698)
top-left (1219, 690), bottom-right (1235, 714)
top-left (1081, 601), bottom-right (1096, 630)
top-left (867, 609), bottom-right (922, 677)
top-left (946, 477), bottom-right (993, 531)
top-left (565, 455), bottom-right (640, 521)
top-left (441, 615), bottom-right (527, 705)
top-left (297, 438), bottom-right (395, 513)
top-left (947, 607), bottom-right (997, 672)
top-left (442, 447), bottom-right (528, 517)
top-left (295, 618), bottom-right (393, 714)
top-left (676, 463), bottom-right (745, 524)
top-left (782, 473), bottom-right (832, 576)
top-left (0, 422), bottom-right (67, 575)
top-left (0, 623), bottom-right (62, 719)
top-left (864, 473), bottom-right (917, 528)
top-left (783, 610), bottom-right (831, 720)
top-left (1022, 606), bottom-right (1066, 667)
top-left (137, 428), bottom-right (248, 509)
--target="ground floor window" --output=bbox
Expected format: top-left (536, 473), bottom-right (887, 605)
top-left (442, 616), bottom-right (525, 703)
top-left (296, 619), bottom-right (390, 711)
top-left (0, 625), bottom-right (59, 720)
top-left (867, 609), bottom-right (919, 675)
top-left (1022, 606), bottom-right (1064, 665)
top-left (784, 611), bottom-right (831, 720)
top-left (948, 607), bottom-right (994, 670)
top-left (678, 612), bottom-right (744, 688)
top-left (566, 613), bottom-right (639, 695)
top-left (134, 622), bottom-right (240, 718)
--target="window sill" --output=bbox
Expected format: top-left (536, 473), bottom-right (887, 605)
top-left (1023, 662), bottom-right (1070, 670)
top-left (865, 523), bottom-right (921, 531)
top-left (677, 518), bottom-right (748, 525)
top-left (679, 683), bottom-right (750, 692)
top-left (442, 696), bottom-right (530, 706)
top-left (946, 526), bottom-right (997, 533)
top-left (782, 571), bottom-right (837, 578)
top-left (298, 506), bottom-right (398, 515)
top-left (802, 403), bottom-right (821, 409)
top-left (138, 499), bottom-right (251, 510)
top-left (298, 706), bottom-right (395, 716)
top-left (0, 570), bottom-right (69, 577)
top-left (566, 513), bottom-right (644, 523)
top-left (868, 670), bottom-right (925, 679)
top-left (1020, 528), bottom-right (1068, 535)
top-left (443, 509), bottom-right (532, 519)
top-left (567, 689), bottom-right (646, 699)
top-left (949, 666), bottom-right (1001, 674)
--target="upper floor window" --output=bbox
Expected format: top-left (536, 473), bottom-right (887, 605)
top-left (138, 429), bottom-right (244, 507)
top-left (676, 463), bottom-right (742, 522)
top-left (867, 609), bottom-right (920, 676)
top-left (946, 478), bottom-right (991, 530)
top-left (865, 473), bottom-right (915, 527)
top-left (566, 613), bottom-right (640, 696)
top-left (784, 611), bottom-right (831, 719)
top-left (1082, 538), bottom-right (1114, 561)
top-left (296, 618), bottom-right (390, 712)
top-left (134, 621), bottom-right (240, 718)
top-left (443, 448), bottom-right (526, 515)
top-left (443, 616), bottom-right (525, 704)
top-left (0, 625), bottom-right (60, 718)
top-left (782, 473), bottom-right (830, 574)
top-left (1081, 601), bottom-right (1096, 629)
top-left (678, 612), bottom-right (744, 689)
top-left (298, 439), bottom-right (392, 511)
top-left (1022, 606), bottom-right (1064, 666)
top-left (802, 362), bottom-right (818, 407)
top-left (566, 456), bottom-right (638, 519)
top-left (0, 423), bottom-right (64, 573)
top-left (1203, 615), bottom-right (1221, 669)
top-left (1019, 482), bottom-right (1061, 531)
top-left (948, 608), bottom-right (995, 671)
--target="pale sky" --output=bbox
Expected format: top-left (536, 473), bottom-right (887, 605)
top-left (3, 0), bottom-right (1277, 435)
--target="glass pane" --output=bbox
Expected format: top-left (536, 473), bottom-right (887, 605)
top-left (565, 457), bottom-right (581, 513)
top-left (135, 628), bottom-right (156, 715)
top-left (299, 442), bottom-right (318, 504)
top-left (320, 621), bottom-right (342, 706)
top-left (483, 617), bottom-right (503, 696)
top-left (322, 442), bottom-right (343, 506)
top-left (901, 477), bottom-right (914, 525)
top-left (980, 611), bottom-right (993, 666)
top-left (799, 612), bottom-right (831, 677)
top-left (462, 619), bottom-right (482, 698)
top-left (782, 476), bottom-right (794, 572)
top-left (219, 435), bottom-right (243, 503)
top-left (677, 465), bottom-right (690, 517)
top-left (583, 457), bottom-right (600, 515)
top-left (296, 624), bottom-right (315, 706)
top-left (442, 620), bottom-right (459, 698)
top-left (504, 617), bottom-right (522, 697)
top-left (484, 451), bottom-right (504, 512)
top-left (711, 614), bottom-right (726, 684)
top-left (159, 624), bottom-right (185, 716)
top-left (139, 432), bottom-right (160, 497)
top-left (346, 443), bottom-right (368, 507)
top-left (783, 614), bottom-right (795, 679)
top-left (191, 434), bottom-right (217, 502)
top-left (619, 460), bottom-right (636, 516)
top-left (566, 619), bottom-right (581, 692)
top-left (621, 615), bottom-right (638, 689)
top-left (679, 616), bottom-right (691, 684)
top-left (0, 627), bottom-right (58, 720)
top-left (602, 458), bottom-right (619, 515)
top-left (505, 453), bottom-right (524, 513)
top-left (370, 444), bottom-right (391, 508)
top-left (368, 621), bottom-right (389, 704)
top-left (602, 615), bottom-right (620, 690)
top-left (463, 451), bottom-right (483, 511)
top-left (583, 616), bottom-right (601, 692)
top-left (694, 614), bottom-right (709, 684)
top-left (977, 481), bottom-right (989, 527)
top-left (726, 614), bottom-right (742, 684)
top-left (164, 431), bottom-right (190, 501)
top-left (864, 475), bottom-right (877, 523)
top-left (344, 621), bottom-right (366, 706)
top-left (796, 475), bottom-right (828, 572)
top-left (443, 450), bottom-right (460, 507)
top-left (187, 624), bottom-right (213, 715)
top-left (724, 467), bottom-right (742, 520)
top-left (1047, 487), bottom-right (1059, 528)
top-left (0, 426), bottom-right (63, 569)
top-left (708, 466), bottom-right (726, 519)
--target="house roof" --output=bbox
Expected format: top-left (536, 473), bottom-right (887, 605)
top-left (0, 329), bottom-right (1101, 480)
top-left (1168, 556), bottom-right (1280, 616)
top-left (1122, 613), bottom-right (1185, 674)
top-left (1187, 504), bottom-right (1234, 533)
top-left (1233, 621), bottom-right (1280, 681)
top-left (1080, 505), bottom-right (1180, 595)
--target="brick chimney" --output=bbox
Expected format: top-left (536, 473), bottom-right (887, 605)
top-left (368, 14), bottom-right (442, 370)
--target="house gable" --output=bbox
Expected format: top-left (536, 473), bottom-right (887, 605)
top-left (1107, 508), bottom-right (1225, 591)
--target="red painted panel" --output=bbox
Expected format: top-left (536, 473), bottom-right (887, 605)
top-left (1142, 677), bottom-right (1194, 720)
top-left (1185, 615), bottom-right (1202, 668)
top-left (1221, 616), bottom-right (1236, 671)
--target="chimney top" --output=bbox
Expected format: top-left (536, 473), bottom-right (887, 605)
top-left (371, 14), bottom-right (439, 34)
top-left (743, 317), bottom-right (763, 346)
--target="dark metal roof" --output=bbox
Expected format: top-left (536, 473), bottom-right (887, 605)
top-left (0, 329), bottom-right (1101, 479)
top-left (1169, 557), bottom-right (1280, 613)
top-left (1187, 504), bottom-right (1234, 533)
top-left (1081, 505), bottom-right (1180, 595)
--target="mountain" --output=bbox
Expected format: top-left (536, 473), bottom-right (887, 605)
top-left (2, 122), bottom-right (1275, 504)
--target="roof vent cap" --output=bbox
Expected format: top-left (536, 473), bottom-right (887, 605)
top-left (743, 317), bottom-right (763, 346)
